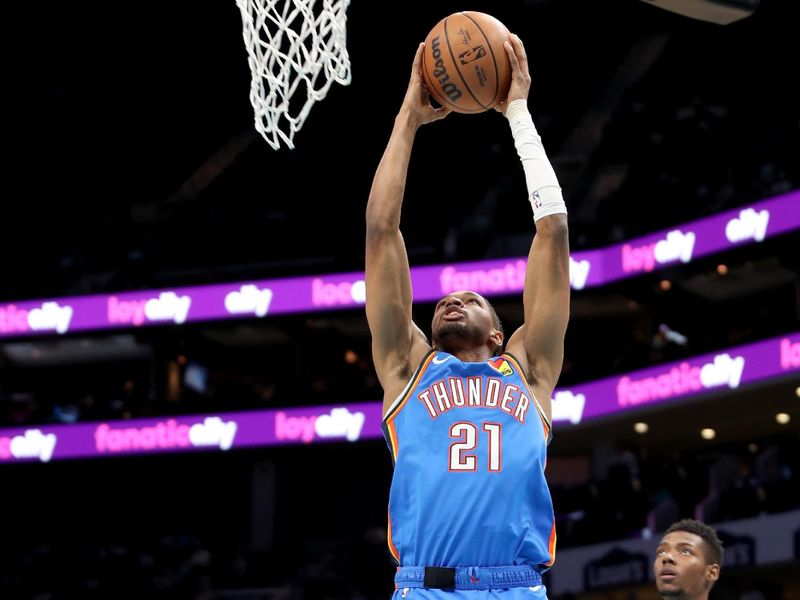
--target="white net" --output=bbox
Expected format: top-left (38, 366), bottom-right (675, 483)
top-left (236, 0), bottom-right (352, 149)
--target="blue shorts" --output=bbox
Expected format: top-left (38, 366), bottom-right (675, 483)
top-left (392, 566), bottom-right (548, 600)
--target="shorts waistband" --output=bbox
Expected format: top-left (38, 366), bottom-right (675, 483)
top-left (395, 565), bottom-right (542, 590)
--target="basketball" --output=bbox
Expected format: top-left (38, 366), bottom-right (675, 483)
top-left (421, 11), bottom-right (512, 114)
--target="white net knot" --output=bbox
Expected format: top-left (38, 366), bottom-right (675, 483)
top-left (236, 0), bottom-right (351, 149)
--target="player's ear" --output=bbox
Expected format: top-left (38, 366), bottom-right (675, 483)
top-left (706, 563), bottom-right (720, 583)
top-left (491, 329), bottom-right (504, 350)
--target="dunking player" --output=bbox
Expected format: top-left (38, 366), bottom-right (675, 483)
top-left (365, 34), bottom-right (569, 599)
top-left (654, 519), bottom-right (723, 600)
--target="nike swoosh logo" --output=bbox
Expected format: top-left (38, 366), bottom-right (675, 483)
top-left (432, 355), bottom-right (453, 365)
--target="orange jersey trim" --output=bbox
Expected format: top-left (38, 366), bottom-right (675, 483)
top-left (502, 353), bottom-right (552, 440)
top-left (383, 351), bottom-right (437, 459)
top-left (387, 508), bottom-right (400, 563)
top-left (386, 419), bottom-right (399, 460)
top-left (384, 352), bottom-right (436, 563)
top-left (545, 521), bottom-right (557, 567)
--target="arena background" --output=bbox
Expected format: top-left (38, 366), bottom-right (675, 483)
top-left (1, 0), bottom-right (799, 598)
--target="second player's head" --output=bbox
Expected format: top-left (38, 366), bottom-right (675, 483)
top-left (654, 519), bottom-right (723, 600)
top-left (431, 291), bottom-right (504, 356)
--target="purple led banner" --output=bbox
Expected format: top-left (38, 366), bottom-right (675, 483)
top-left (607, 191), bottom-right (799, 283)
top-left (0, 190), bottom-right (797, 339)
top-left (0, 403), bottom-right (384, 464)
top-left (551, 333), bottom-right (800, 425)
top-left (1, 333), bottom-right (797, 464)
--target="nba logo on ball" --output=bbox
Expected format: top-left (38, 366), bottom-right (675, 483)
top-left (532, 191), bottom-right (543, 209)
top-left (458, 45), bottom-right (486, 65)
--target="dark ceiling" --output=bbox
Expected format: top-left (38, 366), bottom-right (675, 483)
top-left (4, 0), bottom-right (798, 303)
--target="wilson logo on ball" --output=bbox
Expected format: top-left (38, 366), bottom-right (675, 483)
top-left (430, 36), bottom-right (463, 101)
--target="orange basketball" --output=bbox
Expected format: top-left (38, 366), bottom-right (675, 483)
top-left (421, 11), bottom-right (512, 114)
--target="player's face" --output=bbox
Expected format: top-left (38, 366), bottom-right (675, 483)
top-left (654, 531), bottom-right (719, 599)
top-left (431, 291), bottom-right (498, 349)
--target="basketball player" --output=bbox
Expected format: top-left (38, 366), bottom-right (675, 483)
top-left (365, 34), bottom-right (569, 599)
top-left (654, 519), bottom-right (723, 600)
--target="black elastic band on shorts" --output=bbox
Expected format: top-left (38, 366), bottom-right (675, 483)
top-left (395, 565), bottom-right (543, 590)
top-left (423, 566), bottom-right (456, 589)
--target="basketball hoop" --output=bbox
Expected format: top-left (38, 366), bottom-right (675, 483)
top-left (235, 0), bottom-right (352, 149)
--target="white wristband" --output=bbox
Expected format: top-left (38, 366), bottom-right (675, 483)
top-left (506, 99), bottom-right (567, 222)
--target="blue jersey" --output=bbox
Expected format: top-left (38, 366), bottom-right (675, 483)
top-left (382, 350), bottom-right (556, 570)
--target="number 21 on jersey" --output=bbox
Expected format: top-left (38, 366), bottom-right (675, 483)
top-left (448, 421), bottom-right (502, 472)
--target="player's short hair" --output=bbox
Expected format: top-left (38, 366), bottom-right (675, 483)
top-left (488, 302), bottom-right (503, 335)
top-left (487, 300), bottom-right (504, 354)
top-left (665, 519), bottom-right (724, 566)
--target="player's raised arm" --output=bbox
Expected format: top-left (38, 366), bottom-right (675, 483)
top-left (365, 44), bottom-right (450, 403)
top-left (501, 35), bottom-right (570, 418)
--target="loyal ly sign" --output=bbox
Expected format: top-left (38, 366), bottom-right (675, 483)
top-left (584, 548), bottom-right (650, 591)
